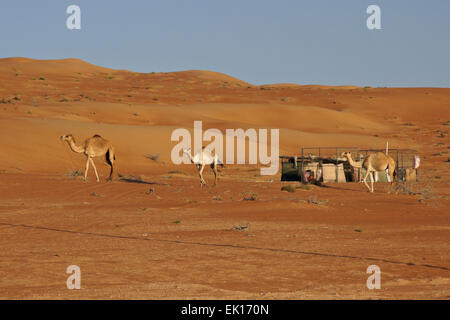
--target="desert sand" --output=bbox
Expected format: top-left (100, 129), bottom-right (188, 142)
top-left (0, 57), bottom-right (449, 299)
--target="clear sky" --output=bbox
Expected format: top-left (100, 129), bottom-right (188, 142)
top-left (1, 0), bottom-right (449, 87)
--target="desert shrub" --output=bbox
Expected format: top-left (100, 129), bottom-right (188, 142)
top-left (281, 185), bottom-right (296, 193)
top-left (232, 223), bottom-right (250, 231)
top-left (167, 170), bottom-right (186, 175)
top-left (391, 180), bottom-right (437, 205)
top-left (307, 195), bottom-right (328, 206)
top-left (243, 192), bottom-right (258, 201)
top-left (63, 170), bottom-right (82, 179)
top-left (144, 153), bottom-right (160, 162)
top-left (296, 184), bottom-right (311, 190)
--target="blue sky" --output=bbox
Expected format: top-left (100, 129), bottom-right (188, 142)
top-left (1, 0), bottom-right (449, 87)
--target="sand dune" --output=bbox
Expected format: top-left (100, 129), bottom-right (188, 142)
top-left (2, 57), bottom-right (439, 174)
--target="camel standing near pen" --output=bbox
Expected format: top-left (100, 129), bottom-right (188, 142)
top-left (60, 134), bottom-right (116, 182)
top-left (343, 151), bottom-right (397, 193)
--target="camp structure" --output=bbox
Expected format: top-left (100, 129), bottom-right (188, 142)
top-left (280, 147), bottom-right (419, 183)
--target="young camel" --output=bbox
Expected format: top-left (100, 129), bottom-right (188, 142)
top-left (183, 147), bottom-right (222, 187)
top-left (60, 134), bottom-right (116, 182)
top-left (351, 152), bottom-right (398, 193)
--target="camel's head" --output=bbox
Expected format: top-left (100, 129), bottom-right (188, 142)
top-left (60, 134), bottom-right (73, 142)
top-left (341, 152), bottom-right (351, 159)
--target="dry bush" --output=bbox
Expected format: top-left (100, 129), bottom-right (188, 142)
top-left (390, 179), bottom-right (437, 205)
top-left (63, 170), bottom-right (83, 179)
top-left (167, 170), bottom-right (186, 175)
top-left (281, 185), bottom-right (296, 193)
top-left (242, 192), bottom-right (258, 201)
top-left (232, 223), bottom-right (250, 231)
top-left (306, 195), bottom-right (329, 206)
top-left (144, 153), bottom-right (160, 162)
top-left (296, 184), bottom-right (311, 190)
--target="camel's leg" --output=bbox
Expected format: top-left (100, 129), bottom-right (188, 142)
top-left (106, 149), bottom-right (114, 181)
top-left (89, 158), bottom-right (100, 182)
top-left (369, 170), bottom-right (374, 193)
top-left (198, 164), bottom-right (206, 186)
top-left (389, 167), bottom-right (397, 186)
top-left (84, 156), bottom-right (90, 181)
top-left (362, 170), bottom-right (372, 192)
top-left (211, 162), bottom-right (217, 186)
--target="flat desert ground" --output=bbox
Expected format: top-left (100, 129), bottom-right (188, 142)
top-left (0, 58), bottom-right (449, 299)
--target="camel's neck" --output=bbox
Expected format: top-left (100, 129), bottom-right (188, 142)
top-left (66, 139), bottom-right (85, 154)
top-left (346, 154), bottom-right (360, 167)
top-left (184, 151), bottom-right (195, 164)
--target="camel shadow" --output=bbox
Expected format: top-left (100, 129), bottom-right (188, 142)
top-left (118, 174), bottom-right (167, 186)
top-left (324, 184), bottom-right (367, 192)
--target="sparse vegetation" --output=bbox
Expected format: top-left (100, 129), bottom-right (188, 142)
top-left (64, 170), bottom-right (83, 178)
top-left (306, 195), bottom-right (328, 206)
top-left (391, 180), bottom-right (436, 205)
top-left (296, 184), bottom-right (311, 191)
top-left (167, 170), bottom-right (186, 175)
top-left (232, 223), bottom-right (250, 231)
top-left (185, 197), bottom-right (197, 204)
top-left (0, 98), bottom-right (11, 104)
top-left (243, 192), bottom-right (258, 201)
top-left (144, 153), bottom-right (160, 162)
top-left (281, 185), bottom-right (296, 193)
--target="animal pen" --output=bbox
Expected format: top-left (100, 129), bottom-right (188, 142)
top-left (280, 147), bottom-right (419, 183)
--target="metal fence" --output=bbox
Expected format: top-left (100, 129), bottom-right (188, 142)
top-left (280, 147), bottom-right (419, 183)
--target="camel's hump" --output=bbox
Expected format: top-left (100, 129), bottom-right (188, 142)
top-left (93, 134), bottom-right (102, 138)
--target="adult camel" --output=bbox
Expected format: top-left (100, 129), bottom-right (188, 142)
top-left (61, 134), bottom-right (115, 182)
